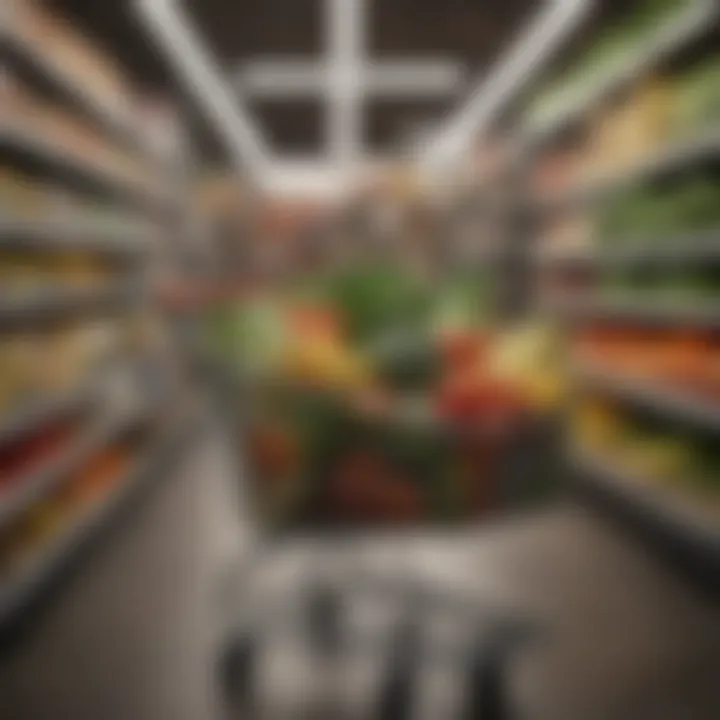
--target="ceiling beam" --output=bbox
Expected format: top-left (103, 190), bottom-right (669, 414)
top-left (134, 0), bottom-right (274, 187)
top-left (418, 0), bottom-right (592, 170)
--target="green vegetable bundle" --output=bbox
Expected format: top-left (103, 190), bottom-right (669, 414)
top-left (327, 262), bottom-right (434, 344)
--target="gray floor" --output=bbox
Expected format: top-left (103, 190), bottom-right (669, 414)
top-left (0, 422), bottom-right (718, 720)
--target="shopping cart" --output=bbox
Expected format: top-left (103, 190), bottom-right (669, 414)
top-left (201, 287), bottom-right (559, 718)
top-left (218, 542), bottom-right (539, 720)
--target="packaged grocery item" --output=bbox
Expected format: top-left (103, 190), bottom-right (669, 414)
top-left (59, 445), bottom-right (130, 505)
top-left (575, 395), bottom-right (720, 500)
top-left (574, 326), bottom-right (720, 400)
top-left (585, 78), bottom-right (674, 182)
top-left (0, 334), bottom-right (46, 411)
top-left (674, 58), bottom-right (720, 136)
top-left (0, 419), bottom-right (78, 489)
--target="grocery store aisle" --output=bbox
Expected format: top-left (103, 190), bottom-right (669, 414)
top-left (0, 419), bottom-right (718, 720)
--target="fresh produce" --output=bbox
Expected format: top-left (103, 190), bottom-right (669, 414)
top-left (213, 263), bottom-right (563, 527)
top-left (280, 303), bottom-right (369, 390)
top-left (487, 323), bottom-right (567, 411)
top-left (430, 273), bottom-right (491, 334)
top-left (247, 423), bottom-right (301, 481)
top-left (282, 334), bottom-right (368, 390)
top-left (435, 368), bottom-right (525, 426)
top-left (206, 296), bottom-right (287, 375)
top-left (574, 326), bottom-right (720, 400)
top-left (575, 396), bottom-right (720, 497)
top-left (437, 329), bottom-right (489, 374)
top-left (368, 328), bottom-right (441, 392)
top-left (327, 450), bottom-right (425, 524)
top-left (327, 263), bottom-right (433, 344)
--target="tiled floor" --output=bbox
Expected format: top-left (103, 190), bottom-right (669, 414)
top-left (0, 422), bottom-right (717, 719)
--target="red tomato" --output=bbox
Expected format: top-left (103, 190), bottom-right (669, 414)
top-left (438, 330), bottom-right (488, 373)
top-left (329, 451), bottom-right (423, 523)
top-left (436, 373), bottom-right (526, 425)
top-left (248, 425), bottom-right (300, 479)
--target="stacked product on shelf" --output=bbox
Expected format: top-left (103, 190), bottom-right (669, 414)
top-left (0, 417), bottom-right (167, 600)
top-left (4, 0), bottom-right (133, 123)
top-left (574, 396), bottom-right (718, 503)
top-left (0, 321), bottom-right (121, 417)
top-left (1, 73), bottom-right (156, 195)
top-left (525, 0), bottom-right (719, 581)
top-left (526, 0), bottom-right (719, 144)
top-left (0, 1), bottom-right (190, 629)
top-left (574, 326), bottom-right (720, 402)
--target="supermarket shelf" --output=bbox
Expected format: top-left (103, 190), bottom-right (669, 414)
top-left (525, 0), bottom-right (718, 146)
top-left (547, 295), bottom-right (720, 329)
top-left (0, 388), bottom-right (96, 451)
top-left (156, 280), bottom-right (252, 311)
top-left (572, 450), bottom-right (720, 592)
top-left (0, 400), bottom-right (199, 630)
top-left (538, 130), bottom-right (720, 212)
top-left (535, 229), bottom-right (720, 269)
top-left (0, 285), bottom-right (138, 331)
top-left (0, 217), bottom-right (151, 259)
top-left (0, 413), bottom-right (125, 531)
top-left (573, 360), bottom-right (720, 434)
top-left (0, 23), bottom-right (169, 173)
top-left (0, 124), bottom-right (170, 215)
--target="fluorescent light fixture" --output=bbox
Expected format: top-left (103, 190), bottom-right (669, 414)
top-left (236, 60), bottom-right (329, 97)
top-left (327, 0), bottom-right (364, 167)
top-left (419, 0), bottom-right (592, 169)
top-left (138, 0), bottom-right (573, 198)
top-left (363, 60), bottom-right (465, 97)
top-left (234, 59), bottom-right (464, 98)
top-left (265, 160), bottom-right (350, 199)
top-left (134, 0), bottom-right (273, 187)
top-left (264, 157), bottom-right (395, 199)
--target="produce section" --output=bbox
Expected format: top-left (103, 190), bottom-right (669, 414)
top-left (528, 0), bottom-right (720, 586)
top-left (574, 396), bottom-right (718, 497)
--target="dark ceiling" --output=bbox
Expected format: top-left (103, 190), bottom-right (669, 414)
top-left (48, 0), bottom-right (544, 164)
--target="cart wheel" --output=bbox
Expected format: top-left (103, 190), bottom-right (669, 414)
top-left (376, 618), bottom-right (421, 720)
top-left (220, 632), bottom-right (257, 713)
top-left (307, 582), bottom-right (343, 656)
top-left (463, 628), bottom-right (520, 720)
